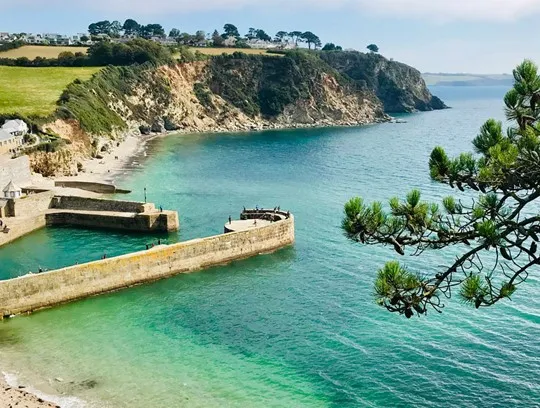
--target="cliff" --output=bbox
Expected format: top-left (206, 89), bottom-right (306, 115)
top-left (53, 53), bottom-right (387, 136)
top-left (33, 50), bottom-right (445, 175)
top-left (319, 51), bottom-right (447, 112)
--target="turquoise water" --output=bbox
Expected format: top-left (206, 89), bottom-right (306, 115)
top-left (1, 86), bottom-right (539, 407)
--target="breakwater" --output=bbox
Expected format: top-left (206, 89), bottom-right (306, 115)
top-left (0, 210), bottom-right (294, 316)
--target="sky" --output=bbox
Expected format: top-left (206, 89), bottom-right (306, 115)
top-left (2, 0), bottom-right (540, 73)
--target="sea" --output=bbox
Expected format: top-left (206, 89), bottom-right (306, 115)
top-left (0, 86), bottom-right (538, 407)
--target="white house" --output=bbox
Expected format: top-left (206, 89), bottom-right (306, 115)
top-left (2, 119), bottom-right (29, 137)
top-left (0, 130), bottom-right (23, 155)
top-left (246, 39), bottom-right (296, 50)
top-left (155, 37), bottom-right (177, 45)
top-left (2, 180), bottom-right (22, 199)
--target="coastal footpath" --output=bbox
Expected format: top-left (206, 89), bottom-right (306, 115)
top-left (0, 209), bottom-right (294, 317)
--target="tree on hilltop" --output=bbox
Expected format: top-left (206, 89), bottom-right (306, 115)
top-left (194, 30), bottom-right (206, 43)
top-left (288, 31), bottom-right (303, 47)
top-left (140, 24), bottom-right (165, 39)
top-left (301, 31), bottom-right (321, 50)
top-left (123, 19), bottom-right (141, 36)
top-left (88, 20), bottom-right (111, 36)
top-left (246, 28), bottom-right (257, 40)
top-left (223, 24), bottom-right (240, 39)
top-left (109, 21), bottom-right (123, 38)
top-left (342, 59), bottom-right (540, 318)
top-left (322, 43), bottom-right (343, 51)
top-left (212, 30), bottom-right (224, 46)
top-left (367, 44), bottom-right (379, 53)
top-left (255, 29), bottom-right (272, 42)
top-left (169, 28), bottom-right (181, 38)
top-left (244, 28), bottom-right (271, 42)
top-left (275, 31), bottom-right (289, 43)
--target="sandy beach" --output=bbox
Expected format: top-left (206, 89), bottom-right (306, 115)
top-left (59, 132), bottom-right (159, 185)
top-left (0, 376), bottom-right (59, 408)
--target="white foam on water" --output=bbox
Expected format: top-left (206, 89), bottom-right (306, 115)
top-left (3, 371), bottom-right (91, 408)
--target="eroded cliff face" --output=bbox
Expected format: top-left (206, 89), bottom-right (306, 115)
top-left (104, 56), bottom-right (387, 134)
top-left (319, 51), bottom-right (447, 113)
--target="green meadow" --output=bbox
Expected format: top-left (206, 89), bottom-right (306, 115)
top-left (0, 66), bottom-right (101, 116)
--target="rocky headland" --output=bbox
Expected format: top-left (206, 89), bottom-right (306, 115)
top-left (15, 50), bottom-right (446, 177)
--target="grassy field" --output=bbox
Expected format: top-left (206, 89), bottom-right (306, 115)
top-left (0, 45), bottom-right (89, 59)
top-left (0, 66), bottom-right (100, 116)
top-left (1, 45), bottom-right (278, 60)
top-left (188, 47), bottom-right (279, 56)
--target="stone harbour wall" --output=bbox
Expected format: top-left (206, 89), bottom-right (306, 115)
top-left (45, 211), bottom-right (177, 232)
top-left (0, 215), bottom-right (295, 316)
top-left (0, 195), bottom-right (178, 248)
top-left (7, 191), bottom-right (55, 217)
top-left (50, 196), bottom-right (154, 213)
top-left (0, 214), bottom-right (46, 248)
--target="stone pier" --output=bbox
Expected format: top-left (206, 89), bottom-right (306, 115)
top-left (0, 209), bottom-right (295, 316)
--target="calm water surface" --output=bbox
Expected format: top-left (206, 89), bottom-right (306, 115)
top-left (0, 86), bottom-right (538, 407)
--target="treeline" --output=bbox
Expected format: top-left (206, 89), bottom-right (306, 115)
top-left (85, 18), bottom-right (329, 50)
top-left (0, 39), bottom-right (178, 67)
top-left (202, 24), bottom-right (325, 50)
top-left (88, 19), bottom-right (165, 39)
top-left (0, 40), bottom-right (25, 52)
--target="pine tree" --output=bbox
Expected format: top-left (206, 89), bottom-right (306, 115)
top-left (343, 60), bottom-right (540, 318)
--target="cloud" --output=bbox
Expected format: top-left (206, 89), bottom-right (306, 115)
top-left (9, 0), bottom-right (540, 21)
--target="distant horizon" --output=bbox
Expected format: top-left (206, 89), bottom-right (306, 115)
top-left (422, 72), bottom-right (513, 76)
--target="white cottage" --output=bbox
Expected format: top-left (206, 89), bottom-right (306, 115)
top-left (2, 119), bottom-right (29, 136)
top-left (3, 180), bottom-right (22, 199)
top-left (0, 129), bottom-right (23, 155)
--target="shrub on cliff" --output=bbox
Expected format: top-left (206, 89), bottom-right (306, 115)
top-left (87, 39), bottom-right (173, 66)
top-left (56, 63), bottom-right (171, 135)
top-left (0, 39), bottom-right (174, 68)
top-left (207, 52), bottom-right (344, 118)
top-left (193, 82), bottom-right (215, 110)
top-left (319, 50), bottom-right (446, 112)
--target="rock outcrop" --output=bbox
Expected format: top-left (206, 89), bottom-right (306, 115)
top-left (320, 51), bottom-right (447, 112)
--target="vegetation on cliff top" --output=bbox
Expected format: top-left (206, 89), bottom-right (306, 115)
top-left (320, 51), bottom-right (446, 112)
top-left (56, 62), bottom-right (172, 135)
top-left (0, 39), bottom-right (174, 67)
top-left (207, 51), bottom-right (362, 118)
